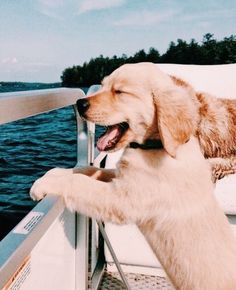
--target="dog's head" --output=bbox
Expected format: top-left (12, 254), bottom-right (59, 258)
top-left (77, 63), bottom-right (199, 157)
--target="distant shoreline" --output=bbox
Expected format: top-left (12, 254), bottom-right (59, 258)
top-left (0, 81), bottom-right (62, 93)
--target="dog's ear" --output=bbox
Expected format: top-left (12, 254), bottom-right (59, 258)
top-left (153, 87), bottom-right (198, 157)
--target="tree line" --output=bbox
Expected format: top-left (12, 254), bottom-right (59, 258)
top-left (61, 33), bottom-right (236, 87)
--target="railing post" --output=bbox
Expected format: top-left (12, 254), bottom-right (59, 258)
top-left (87, 122), bottom-right (95, 166)
top-left (75, 215), bottom-right (89, 290)
top-left (73, 87), bottom-right (96, 290)
top-left (74, 85), bottom-right (105, 290)
top-left (73, 105), bottom-right (89, 290)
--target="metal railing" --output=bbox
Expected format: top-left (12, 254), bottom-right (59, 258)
top-left (0, 88), bottom-right (86, 288)
top-left (0, 88), bottom-right (84, 125)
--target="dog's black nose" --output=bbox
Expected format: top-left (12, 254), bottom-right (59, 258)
top-left (76, 98), bottom-right (90, 116)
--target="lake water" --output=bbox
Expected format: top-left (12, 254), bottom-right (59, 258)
top-left (0, 106), bottom-right (79, 239)
top-left (0, 93), bottom-right (106, 240)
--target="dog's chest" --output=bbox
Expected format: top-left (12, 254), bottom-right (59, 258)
top-left (118, 148), bottom-right (166, 173)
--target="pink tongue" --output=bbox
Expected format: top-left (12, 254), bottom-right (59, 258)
top-left (97, 125), bottom-right (121, 151)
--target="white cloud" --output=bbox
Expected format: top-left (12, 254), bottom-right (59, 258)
top-left (0, 58), bottom-right (59, 82)
top-left (197, 21), bottom-right (211, 29)
top-left (38, 7), bottom-right (63, 19)
top-left (25, 61), bottom-right (53, 67)
top-left (181, 8), bottom-right (236, 23)
top-left (0, 58), bottom-right (52, 69)
top-left (114, 9), bottom-right (179, 26)
top-left (1, 57), bottom-right (18, 64)
top-left (38, 0), bottom-right (65, 8)
top-left (78, 0), bottom-right (126, 14)
top-left (113, 6), bottom-right (236, 27)
top-left (36, 0), bottom-right (67, 19)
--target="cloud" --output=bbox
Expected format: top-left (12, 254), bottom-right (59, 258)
top-left (114, 9), bottom-right (179, 26)
top-left (0, 58), bottom-right (52, 69)
top-left (78, 0), bottom-right (126, 14)
top-left (36, 0), bottom-right (66, 19)
top-left (1, 57), bottom-right (18, 64)
top-left (113, 6), bottom-right (236, 28)
top-left (38, 7), bottom-right (63, 19)
top-left (181, 8), bottom-right (236, 23)
top-left (0, 58), bottom-right (59, 82)
top-left (197, 21), bottom-right (211, 29)
top-left (38, 0), bottom-right (65, 8)
top-left (25, 61), bottom-right (53, 67)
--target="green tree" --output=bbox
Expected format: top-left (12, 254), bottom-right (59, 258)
top-left (61, 33), bottom-right (236, 87)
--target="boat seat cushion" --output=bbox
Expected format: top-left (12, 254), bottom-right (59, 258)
top-left (215, 175), bottom-right (236, 215)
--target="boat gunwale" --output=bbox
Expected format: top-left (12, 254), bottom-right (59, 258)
top-left (0, 87), bottom-right (84, 125)
top-left (0, 87), bottom-right (86, 287)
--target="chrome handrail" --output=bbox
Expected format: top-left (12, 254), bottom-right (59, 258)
top-left (0, 88), bottom-right (84, 125)
top-left (0, 87), bottom-right (86, 289)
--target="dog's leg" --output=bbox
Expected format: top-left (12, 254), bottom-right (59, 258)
top-left (30, 169), bottom-right (134, 224)
top-left (209, 157), bottom-right (236, 182)
top-left (73, 166), bottom-right (116, 182)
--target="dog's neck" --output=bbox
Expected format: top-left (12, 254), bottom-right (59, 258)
top-left (129, 139), bottom-right (163, 150)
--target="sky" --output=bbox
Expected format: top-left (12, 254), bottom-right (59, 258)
top-left (0, 0), bottom-right (235, 82)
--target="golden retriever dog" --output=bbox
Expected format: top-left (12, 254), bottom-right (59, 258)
top-left (31, 63), bottom-right (236, 289)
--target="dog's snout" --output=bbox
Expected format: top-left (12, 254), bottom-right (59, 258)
top-left (76, 98), bottom-right (90, 116)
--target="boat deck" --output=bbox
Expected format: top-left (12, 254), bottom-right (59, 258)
top-left (97, 269), bottom-right (173, 290)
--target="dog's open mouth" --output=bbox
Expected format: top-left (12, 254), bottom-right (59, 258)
top-left (97, 122), bottom-right (129, 151)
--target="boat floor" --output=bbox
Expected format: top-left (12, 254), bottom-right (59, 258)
top-left (98, 269), bottom-right (173, 290)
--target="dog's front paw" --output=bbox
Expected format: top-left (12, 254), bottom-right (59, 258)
top-left (30, 177), bottom-right (48, 201)
top-left (30, 169), bottom-right (73, 201)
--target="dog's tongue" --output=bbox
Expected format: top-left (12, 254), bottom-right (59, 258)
top-left (97, 125), bottom-right (121, 151)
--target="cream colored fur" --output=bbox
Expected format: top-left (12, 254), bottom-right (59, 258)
top-left (30, 63), bottom-right (236, 290)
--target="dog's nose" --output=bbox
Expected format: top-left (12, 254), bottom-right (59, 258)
top-left (76, 98), bottom-right (90, 116)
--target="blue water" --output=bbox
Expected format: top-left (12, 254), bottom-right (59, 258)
top-left (0, 89), bottom-right (107, 241)
top-left (0, 106), bottom-right (79, 239)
